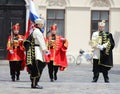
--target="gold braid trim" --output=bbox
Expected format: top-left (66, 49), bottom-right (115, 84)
top-left (101, 32), bottom-right (111, 55)
top-left (31, 38), bottom-right (35, 60)
top-left (24, 34), bottom-right (35, 66)
top-left (105, 39), bottom-right (111, 55)
top-left (26, 45), bottom-right (32, 65)
top-left (24, 40), bottom-right (32, 65)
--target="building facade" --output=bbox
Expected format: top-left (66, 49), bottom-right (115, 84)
top-left (0, 0), bottom-right (120, 64)
top-left (26, 0), bottom-right (120, 64)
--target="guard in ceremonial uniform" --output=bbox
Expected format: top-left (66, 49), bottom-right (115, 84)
top-left (45, 24), bottom-right (68, 82)
top-left (7, 23), bottom-right (25, 81)
top-left (24, 18), bottom-right (49, 89)
top-left (90, 20), bottom-right (115, 83)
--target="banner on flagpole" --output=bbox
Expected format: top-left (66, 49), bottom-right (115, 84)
top-left (24, 0), bottom-right (39, 39)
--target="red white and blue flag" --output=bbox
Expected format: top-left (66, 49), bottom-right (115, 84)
top-left (24, 0), bottom-right (39, 39)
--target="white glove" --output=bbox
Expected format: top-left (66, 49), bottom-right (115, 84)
top-left (100, 45), bottom-right (104, 50)
top-left (96, 45), bottom-right (104, 51)
top-left (60, 38), bottom-right (65, 41)
top-left (9, 50), bottom-right (14, 54)
top-left (18, 38), bottom-right (23, 41)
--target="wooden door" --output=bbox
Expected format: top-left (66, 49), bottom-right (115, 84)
top-left (0, 5), bottom-right (26, 59)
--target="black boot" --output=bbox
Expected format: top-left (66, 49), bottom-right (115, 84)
top-left (16, 71), bottom-right (20, 80)
top-left (103, 72), bottom-right (109, 83)
top-left (54, 73), bottom-right (57, 80)
top-left (16, 76), bottom-right (20, 80)
top-left (92, 72), bottom-right (99, 83)
top-left (11, 75), bottom-right (15, 81)
top-left (31, 84), bottom-right (43, 89)
top-left (50, 79), bottom-right (54, 82)
top-left (92, 78), bottom-right (98, 82)
top-left (105, 78), bottom-right (109, 83)
top-left (31, 77), bottom-right (43, 89)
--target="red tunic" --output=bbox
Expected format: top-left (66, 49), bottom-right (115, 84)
top-left (7, 34), bottom-right (26, 70)
top-left (45, 35), bottom-right (68, 71)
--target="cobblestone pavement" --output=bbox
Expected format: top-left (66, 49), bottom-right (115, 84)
top-left (0, 60), bottom-right (120, 94)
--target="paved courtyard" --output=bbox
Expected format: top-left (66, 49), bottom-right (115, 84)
top-left (0, 60), bottom-right (120, 94)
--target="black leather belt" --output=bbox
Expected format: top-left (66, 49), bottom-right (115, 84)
top-left (34, 44), bottom-right (39, 46)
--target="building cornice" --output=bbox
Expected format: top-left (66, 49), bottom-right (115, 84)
top-left (91, 7), bottom-right (110, 10)
top-left (66, 6), bottom-right (90, 10)
top-left (39, 4), bottom-right (66, 9)
top-left (110, 7), bottom-right (120, 11)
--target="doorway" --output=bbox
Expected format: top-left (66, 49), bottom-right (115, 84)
top-left (0, 1), bottom-right (26, 59)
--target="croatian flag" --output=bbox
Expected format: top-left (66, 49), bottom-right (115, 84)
top-left (24, 0), bottom-right (39, 39)
top-left (29, 0), bottom-right (39, 22)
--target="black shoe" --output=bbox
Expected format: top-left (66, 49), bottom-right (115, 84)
top-left (11, 76), bottom-right (15, 82)
top-left (12, 78), bottom-right (15, 82)
top-left (50, 79), bottom-right (54, 82)
top-left (31, 85), bottom-right (43, 89)
top-left (54, 74), bottom-right (57, 80)
top-left (16, 76), bottom-right (20, 80)
top-left (105, 79), bottom-right (110, 83)
top-left (105, 81), bottom-right (109, 83)
top-left (92, 79), bottom-right (97, 83)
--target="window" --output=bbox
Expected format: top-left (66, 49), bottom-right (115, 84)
top-left (91, 11), bottom-right (109, 36)
top-left (47, 9), bottom-right (65, 37)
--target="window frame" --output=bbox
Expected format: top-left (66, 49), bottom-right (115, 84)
top-left (46, 9), bottom-right (65, 37)
top-left (91, 10), bottom-right (109, 37)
